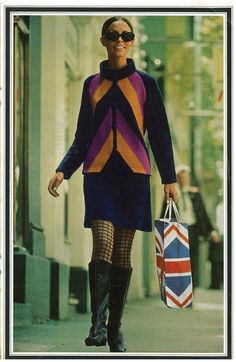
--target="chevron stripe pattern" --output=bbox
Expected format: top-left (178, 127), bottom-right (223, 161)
top-left (155, 219), bottom-right (193, 308)
top-left (82, 72), bottom-right (151, 174)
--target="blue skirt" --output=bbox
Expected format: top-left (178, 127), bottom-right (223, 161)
top-left (83, 151), bottom-right (152, 232)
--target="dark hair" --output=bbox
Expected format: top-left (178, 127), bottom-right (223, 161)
top-left (101, 16), bottom-right (133, 36)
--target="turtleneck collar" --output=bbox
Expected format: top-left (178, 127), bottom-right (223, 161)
top-left (100, 58), bottom-right (136, 81)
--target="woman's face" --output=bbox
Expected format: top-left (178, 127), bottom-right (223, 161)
top-left (100, 20), bottom-right (135, 59)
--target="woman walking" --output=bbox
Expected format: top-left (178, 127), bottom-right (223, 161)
top-left (48, 16), bottom-right (177, 352)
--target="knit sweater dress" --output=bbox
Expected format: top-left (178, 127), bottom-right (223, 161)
top-left (56, 58), bottom-right (177, 232)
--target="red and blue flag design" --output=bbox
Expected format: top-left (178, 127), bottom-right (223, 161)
top-left (155, 219), bottom-right (193, 308)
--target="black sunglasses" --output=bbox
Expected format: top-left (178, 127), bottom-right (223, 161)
top-left (104, 30), bottom-right (135, 42)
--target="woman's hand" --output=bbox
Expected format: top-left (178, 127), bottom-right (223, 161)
top-left (48, 172), bottom-right (64, 198)
top-left (164, 183), bottom-right (177, 203)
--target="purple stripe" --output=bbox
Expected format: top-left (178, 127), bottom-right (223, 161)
top-left (89, 74), bottom-right (102, 97)
top-left (128, 73), bottom-right (146, 116)
top-left (83, 109), bottom-right (112, 171)
top-left (116, 110), bottom-right (151, 174)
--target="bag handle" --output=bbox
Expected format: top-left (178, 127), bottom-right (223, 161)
top-left (163, 198), bottom-right (180, 221)
top-left (163, 200), bottom-right (171, 219)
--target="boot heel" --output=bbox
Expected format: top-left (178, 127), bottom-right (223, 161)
top-left (85, 336), bottom-right (107, 347)
top-left (110, 345), bottom-right (126, 352)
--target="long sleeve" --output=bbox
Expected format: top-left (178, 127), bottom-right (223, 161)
top-left (144, 75), bottom-right (177, 184)
top-left (56, 78), bottom-right (93, 179)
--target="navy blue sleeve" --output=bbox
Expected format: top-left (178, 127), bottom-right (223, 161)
top-left (144, 75), bottom-right (177, 184)
top-left (56, 78), bottom-right (93, 179)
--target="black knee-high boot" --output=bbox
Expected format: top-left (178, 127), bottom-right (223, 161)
top-left (85, 259), bottom-right (111, 347)
top-left (107, 266), bottom-right (132, 352)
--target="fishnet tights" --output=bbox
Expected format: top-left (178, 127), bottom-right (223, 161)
top-left (91, 219), bottom-right (135, 268)
top-left (91, 219), bottom-right (114, 264)
top-left (112, 227), bottom-right (135, 268)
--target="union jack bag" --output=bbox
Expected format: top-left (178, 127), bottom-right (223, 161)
top-left (155, 199), bottom-right (193, 308)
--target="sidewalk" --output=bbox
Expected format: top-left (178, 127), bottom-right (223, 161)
top-left (12, 288), bottom-right (225, 357)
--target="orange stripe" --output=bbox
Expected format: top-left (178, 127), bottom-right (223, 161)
top-left (182, 293), bottom-right (193, 307)
top-left (164, 225), bottom-right (189, 244)
top-left (156, 256), bottom-right (164, 269)
top-left (118, 78), bottom-right (144, 135)
top-left (87, 131), bottom-right (113, 172)
top-left (165, 260), bottom-right (191, 273)
top-left (166, 291), bottom-right (192, 308)
top-left (91, 79), bottom-right (112, 114)
top-left (117, 130), bottom-right (147, 174)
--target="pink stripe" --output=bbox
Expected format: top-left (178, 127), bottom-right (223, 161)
top-left (83, 109), bottom-right (112, 171)
top-left (89, 74), bottom-right (102, 97)
top-left (116, 109), bottom-right (151, 174)
top-left (128, 73), bottom-right (146, 116)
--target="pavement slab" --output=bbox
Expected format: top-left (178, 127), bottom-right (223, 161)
top-left (12, 288), bottom-right (226, 357)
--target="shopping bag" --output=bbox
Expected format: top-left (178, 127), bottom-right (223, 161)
top-left (155, 199), bottom-right (193, 308)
